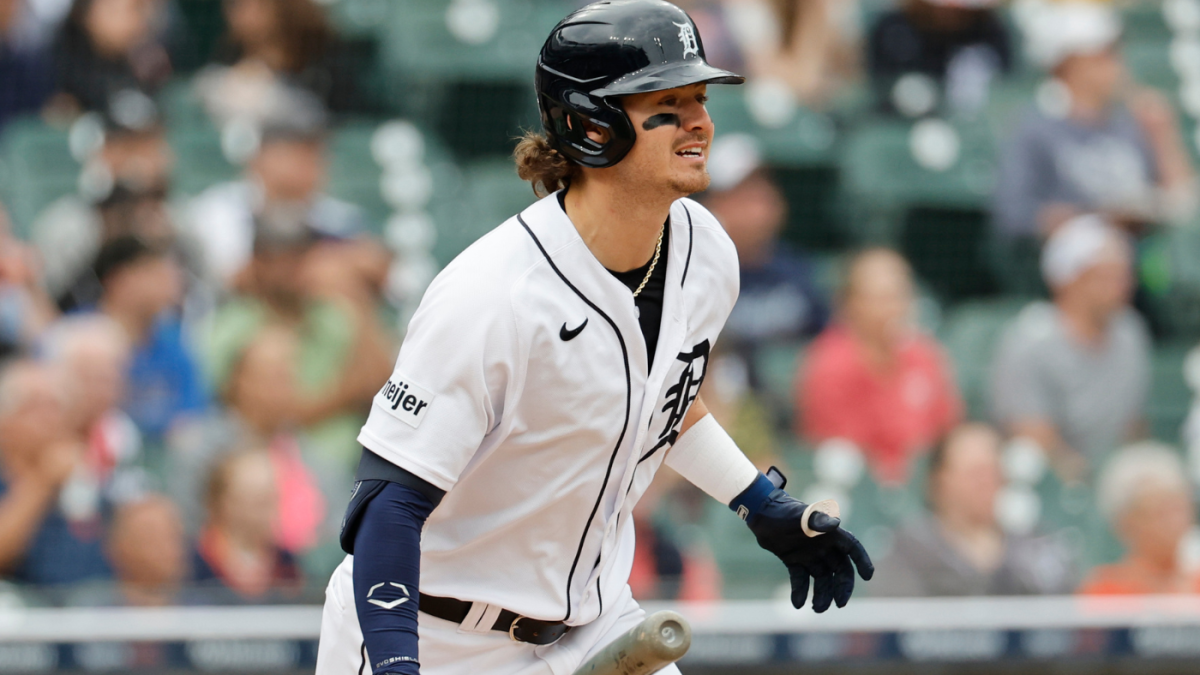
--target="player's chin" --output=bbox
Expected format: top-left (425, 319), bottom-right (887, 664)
top-left (668, 165), bottom-right (710, 196)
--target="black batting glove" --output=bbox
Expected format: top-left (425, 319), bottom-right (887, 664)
top-left (732, 470), bottom-right (874, 612)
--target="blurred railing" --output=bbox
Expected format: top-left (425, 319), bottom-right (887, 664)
top-left (4, 597), bottom-right (1200, 672)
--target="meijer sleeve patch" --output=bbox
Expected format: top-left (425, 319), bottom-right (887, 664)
top-left (373, 376), bottom-right (436, 429)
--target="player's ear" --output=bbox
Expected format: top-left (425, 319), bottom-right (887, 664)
top-left (582, 119), bottom-right (610, 144)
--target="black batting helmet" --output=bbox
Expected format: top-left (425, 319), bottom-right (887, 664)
top-left (535, 0), bottom-right (744, 169)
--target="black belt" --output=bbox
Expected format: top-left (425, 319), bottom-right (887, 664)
top-left (418, 593), bottom-right (571, 646)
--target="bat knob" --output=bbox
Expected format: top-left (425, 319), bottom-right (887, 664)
top-left (658, 618), bottom-right (686, 650)
top-left (642, 611), bottom-right (691, 661)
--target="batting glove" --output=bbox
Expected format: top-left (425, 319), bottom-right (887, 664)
top-left (733, 471), bottom-right (874, 612)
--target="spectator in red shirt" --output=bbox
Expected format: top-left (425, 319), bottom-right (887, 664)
top-left (796, 248), bottom-right (962, 484)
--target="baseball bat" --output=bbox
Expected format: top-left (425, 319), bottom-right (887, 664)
top-left (572, 610), bottom-right (691, 675)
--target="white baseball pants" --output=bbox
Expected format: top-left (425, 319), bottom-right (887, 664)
top-left (316, 555), bottom-right (683, 675)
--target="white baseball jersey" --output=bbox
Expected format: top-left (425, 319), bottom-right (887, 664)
top-left (356, 191), bottom-right (739, 627)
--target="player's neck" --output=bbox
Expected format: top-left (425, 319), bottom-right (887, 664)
top-left (563, 177), bottom-right (674, 273)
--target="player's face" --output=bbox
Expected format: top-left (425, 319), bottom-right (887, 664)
top-left (617, 83), bottom-right (714, 195)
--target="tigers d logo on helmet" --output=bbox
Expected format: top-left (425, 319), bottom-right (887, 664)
top-left (674, 22), bottom-right (700, 59)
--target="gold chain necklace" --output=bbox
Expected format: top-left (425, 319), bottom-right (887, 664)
top-left (632, 225), bottom-right (665, 298)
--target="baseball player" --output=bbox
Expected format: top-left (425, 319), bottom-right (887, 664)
top-left (316, 1), bottom-right (874, 674)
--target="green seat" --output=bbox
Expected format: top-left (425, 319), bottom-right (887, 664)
top-left (937, 298), bottom-right (1027, 420)
top-left (1120, 5), bottom-right (1173, 44)
top-left (1123, 38), bottom-right (1177, 90)
top-left (327, 121), bottom-right (390, 230)
top-left (840, 117), bottom-right (997, 245)
top-left (704, 88), bottom-right (840, 166)
top-left (1147, 341), bottom-right (1192, 444)
top-left (842, 118), bottom-right (996, 209)
top-left (0, 117), bottom-right (78, 237)
top-left (168, 125), bottom-right (239, 196)
top-left (430, 157), bottom-right (536, 265)
top-left (753, 341), bottom-right (805, 426)
top-left (381, 0), bottom-right (570, 81)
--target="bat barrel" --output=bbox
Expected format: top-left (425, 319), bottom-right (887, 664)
top-left (572, 610), bottom-right (692, 675)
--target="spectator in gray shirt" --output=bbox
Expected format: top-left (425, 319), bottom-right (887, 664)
top-left (991, 215), bottom-right (1151, 483)
top-left (993, 3), bottom-right (1195, 242)
top-left (872, 423), bottom-right (1076, 597)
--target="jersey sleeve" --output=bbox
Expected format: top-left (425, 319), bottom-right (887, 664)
top-left (357, 267), bottom-right (521, 492)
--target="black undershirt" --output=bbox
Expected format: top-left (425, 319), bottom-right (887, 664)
top-left (558, 191), bottom-right (668, 365)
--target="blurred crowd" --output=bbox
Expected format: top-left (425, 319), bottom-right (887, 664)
top-left (2, 0), bottom-right (1200, 612)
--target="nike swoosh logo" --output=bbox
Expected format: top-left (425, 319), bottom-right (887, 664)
top-left (560, 318), bottom-right (588, 341)
top-left (368, 597), bottom-right (410, 610)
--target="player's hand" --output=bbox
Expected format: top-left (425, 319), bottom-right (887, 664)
top-left (745, 489), bottom-right (873, 613)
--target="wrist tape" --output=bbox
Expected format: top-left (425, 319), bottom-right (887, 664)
top-left (664, 413), bottom-right (760, 506)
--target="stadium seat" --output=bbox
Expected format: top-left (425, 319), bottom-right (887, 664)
top-left (326, 121), bottom-right (391, 229)
top-left (379, 0), bottom-right (570, 81)
top-left (752, 341), bottom-right (806, 430)
top-left (429, 157), bottom-right (536, 265)
top-left (168, 124), bottom-right (240, 197)
top-left (840, 117), bottom-right (997, 246)
top-left (1123, 38), bottom-right (1178, 91)
top-left (937, 298), bottom-right (1028, 420)
top-left (1120, 4), bottom-right (1173, 45)
top-left (0, 117), bottom-right (78, 237)
top-left (1147, 341), bottom-right (1193, 443)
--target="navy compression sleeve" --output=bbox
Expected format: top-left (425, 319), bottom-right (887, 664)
top-left (352, 482), bottom-right (435, 675)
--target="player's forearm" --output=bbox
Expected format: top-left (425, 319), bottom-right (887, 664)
top-left (665, 410), bottom-right (759, 506)
top-left (351, 483), bottom-right (436, 675)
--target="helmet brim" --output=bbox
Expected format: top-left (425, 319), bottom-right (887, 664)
top-left (591, 61), bottom-right (745, 98)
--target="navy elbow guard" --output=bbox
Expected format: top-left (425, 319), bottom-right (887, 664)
top-left (343, 449), bottom-right (445, 675)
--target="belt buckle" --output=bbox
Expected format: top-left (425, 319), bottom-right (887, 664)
top-left (508, 616), bottom-right (527, 642)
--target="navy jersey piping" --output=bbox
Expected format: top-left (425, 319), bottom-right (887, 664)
top-left (518, 214), bottom-right (632, 623)
top-left (680, 204), bottom-right (694, 287)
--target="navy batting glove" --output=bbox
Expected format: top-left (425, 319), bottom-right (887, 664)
top-left (733, 472), bottom-right (874, 612)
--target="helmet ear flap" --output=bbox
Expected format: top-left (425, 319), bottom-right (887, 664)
top-left (539, 87), bottom-right (636, 169)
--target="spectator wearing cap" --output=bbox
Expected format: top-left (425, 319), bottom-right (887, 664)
top-left (994, 2), bottom-right (1196, 243)
top-left (49, 0), bottom-right (171, 114)
top-left (698, 134), bottom-right (827, 392)
top-left (872, 423), bottom-right (1076, 597)
top-left (867, 0), bottom-right (1012, 115)
top-left (990, 215), bottom-right (1150, 483)
top-left (1080, 442), bottom-right (1199, 595)
top-left (187, 103), bottom-right (369, 288)
top-left (31, 95), bottom-right (201, 310)
top-left (796, 248), bottom-right (962, 484)
top-left (0, 360), bottom-right (108, 586)
top-left (88, 236), bottom-right (208, 444)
